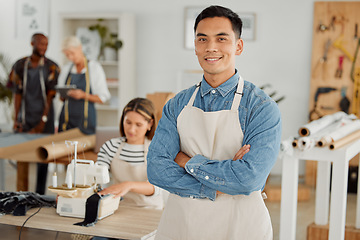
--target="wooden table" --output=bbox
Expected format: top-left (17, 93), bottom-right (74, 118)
top-left (279, 138), bottom-right (360, 240)
top-left (0, 205), bottom-right (162, 239)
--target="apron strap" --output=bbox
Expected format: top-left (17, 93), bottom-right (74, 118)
top-left (231, 76), bottom-right (244, 111)
top-left (187, 83), bottom-right (201, 106)
top-left (22, 57), bottom-right (47, 125)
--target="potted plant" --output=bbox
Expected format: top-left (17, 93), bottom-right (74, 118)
top-left (103, 33), bottom-right (123, 61)
top-left (89, 20), bottom-right (123, 61)
top-left (0, 53), bottom-right (13, 128)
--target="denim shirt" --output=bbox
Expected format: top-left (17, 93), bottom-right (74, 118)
top-left (147, 70), bottom-right (282, 201)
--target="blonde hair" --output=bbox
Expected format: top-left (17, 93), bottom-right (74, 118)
top-left (62, 36), bottom-right (82, 51)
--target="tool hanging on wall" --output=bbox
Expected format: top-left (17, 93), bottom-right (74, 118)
top-left (340, 87), bottom-right (350, 113)
top-left (350, 38), bottom-right (360, 116)
top-left (355, 23), bottom-right (358, 39)
top-left (317, 16), bottom-right (336, 32)
top-left (352, 68), bottom-right (360, 117)
top-left (309, 87), bottom-right (337, 121)
top-left (312, 38), bottom-right (331, 79)
top-left (335, 55), bottom-right (345, 78)
top-left (351, 38), bottom-right (360, 82)
top-left (333, 35), bottom-right (355, 62)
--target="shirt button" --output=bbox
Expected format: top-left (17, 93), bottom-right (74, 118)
top-left (211, 89), bottom-right (216, 94)
top-left (205, 176), bottom-right (209, 180)
top-left (190, 169), bottom-right (194, 173)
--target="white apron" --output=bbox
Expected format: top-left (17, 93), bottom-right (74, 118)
top-left (110, 139), bottom-right (163, 210)
top-left (155, 77), bottom-right (272, 240)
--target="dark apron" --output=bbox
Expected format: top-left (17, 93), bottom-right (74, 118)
top-left (58, 72), bottom-right (96, 135)
top-left (21, 66), bottom-right (54, 133)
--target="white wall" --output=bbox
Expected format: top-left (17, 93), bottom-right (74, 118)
top-left (0, 0), bottom-right (318, 175)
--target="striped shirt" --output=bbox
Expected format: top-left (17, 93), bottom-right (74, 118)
top-left (97, 137), bottom-right (145, 169)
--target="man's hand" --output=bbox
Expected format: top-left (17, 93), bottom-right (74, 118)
top-left (174, 151), bottom-right (191, 168)
top-left (29, 121), bottom-right (45, 134)
top-left (13, 121), bottom-right (23, 132)
top-left (232, 144), bottom-right (250, 161)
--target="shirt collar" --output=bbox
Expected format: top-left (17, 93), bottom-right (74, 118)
top-left (200, 70), bottom-right (239, 97)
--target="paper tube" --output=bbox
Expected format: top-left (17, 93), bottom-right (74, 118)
top-left (318, 120), bottom-right (360, 147)
top-left (329, 129), bottom-right (360, 150)
top-left (292, 139), bottom-right (299, 148)
top-left (298, 111), bottom-right (347, 137)
top-left (0, 128), bottom-right (85, 162)
top-left (37, 135), bottom-right (95, 161)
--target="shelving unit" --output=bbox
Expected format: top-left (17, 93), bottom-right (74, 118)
top-left (59, 12), bottom-right (136, 126)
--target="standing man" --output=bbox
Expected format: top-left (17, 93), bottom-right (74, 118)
top-left (147, 5), bottom-right (281, 240)
top-left (8, 33), bottom-right (60, 195)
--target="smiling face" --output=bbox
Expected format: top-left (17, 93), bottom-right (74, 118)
top-left (123, 111), bottom-right (153, 145)
top-left (195, 17), bottom-right (243, 87)
top-left (32, 35), bottom-right (48, 57)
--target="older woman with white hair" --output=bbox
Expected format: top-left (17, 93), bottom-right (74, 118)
top-left (57, 36), bottom-right (110, 134)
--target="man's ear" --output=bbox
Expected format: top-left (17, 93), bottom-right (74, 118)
top-left (194, 40), bottom-right (198, 56)
top-left (235, 38), bottom-right (244, 56)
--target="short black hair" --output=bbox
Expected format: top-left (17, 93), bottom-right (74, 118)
top-left (194, 5), bottom-right (243, 39)
top-left (31, 33), bottom-right (46, 43)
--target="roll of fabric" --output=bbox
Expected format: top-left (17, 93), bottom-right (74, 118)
top-left (36, 135), bottom-right (95, 161)
top-left (298, 111), bottom-right (347, 137)
top-left (318, 120), bottom-right (360, 147)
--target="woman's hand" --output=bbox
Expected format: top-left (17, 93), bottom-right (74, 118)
top-left (67, 89), bottom-right (87, 100)
top-left (98, 182), bottom-right (133, 198)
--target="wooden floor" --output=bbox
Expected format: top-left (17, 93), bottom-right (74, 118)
top-left (0, 160), bottom-right (358, 240)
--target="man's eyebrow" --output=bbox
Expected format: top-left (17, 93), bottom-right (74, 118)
top-left (216, 32), bottom-right (230, 36)
top-left (196, 32), bottom-right (230, 37)
top-left (196, 33), bottom-right (207, 37)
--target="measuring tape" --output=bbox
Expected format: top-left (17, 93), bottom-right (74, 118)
top-left (352, 68), bottom-right (360, 117)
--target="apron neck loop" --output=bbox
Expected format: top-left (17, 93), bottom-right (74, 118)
top-left (62, 57), bottom-right (91, 132)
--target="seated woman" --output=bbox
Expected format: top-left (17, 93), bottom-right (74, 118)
top-left (96, 98), bottom-right (164, 210)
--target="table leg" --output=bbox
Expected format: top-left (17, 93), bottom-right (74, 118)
top-left (0, 159), bottom-right (4, 190)
top-left (315, 161), bottom-right (331, 225)
top-left (356, 155), bottom-right (360, 229)
top-left (328, 159), bottom-right (349, 240)
top-left (280, 155), bottom-right (299, 240)
top-left (16, 162), bottom-right (29, 191)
